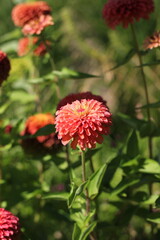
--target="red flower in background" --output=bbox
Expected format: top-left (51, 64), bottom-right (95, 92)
top-left (57, 92), bottom-right (107, 110)
top-left (21, 113), bottom-right (58, 148)
top-left (56, 98), bottom-right (112, 150)
top-left (0, 208), bottom-right (20, 240)
top-left (12, 1), bottom-right (54, 35)
top-left (0, 51), bottom-right (11, 86)
top-left (103, 0), bottom-right (154, 29)
top-left (18, 37), bottom-right (50, 56)
top-left (144, 31), bottom-right (160, 50)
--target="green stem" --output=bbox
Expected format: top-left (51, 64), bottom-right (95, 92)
top-left (81, 151), bottom-right (90, 213)
top-left (130, 24), bottom-right (153, 159)
top-left (81, 151), bottom-right (97, 240)
top-left (130, 24), bottom-right (154, 235)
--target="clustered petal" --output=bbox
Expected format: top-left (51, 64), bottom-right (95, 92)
top-left (12, 1), bottom-right (54, 35)
top-left (103, 0), bottom-right (154, 29)
top-left (21, 113), bottom-right (59, 148)
top-left (0, 208), bottom-right (20, 240)
top-left (143, 31), bottom-right (160, 50)
top-left (0, 51), bottom-right (11, 86)
top-left (56, 99), bottom-right (112, 150)
top-left (18, 37), bottom-right (50, 56)
top-left (57, 92), bottom-right (107, 110)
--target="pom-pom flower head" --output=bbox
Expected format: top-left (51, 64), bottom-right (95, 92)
top-left (18, 37), bottom-right (50, 56)
top-left (21, 113), bottom-right (60, 156)
top-left (56, 98), bottom-right (112, 150)
top-left (0, 51), bottom-right (11, 86)
top-left (144, 31), bottom-right (160, 50)
top-left (103, 0), bottom-right (154, 29)
top-left (0, 208), bottom-right (20, 240)
top-left (12, 1), bottom-right (54, 35)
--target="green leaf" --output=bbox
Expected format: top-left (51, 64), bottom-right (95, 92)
top-left (72, 222), bottom-right (97, 240)
top-left (109, 49), bottom-right (136, 71)
top-left (42, 192), bottom-right (69, 201)
top-left (155, 197), bottom-right (160, 208)
top-left (68, 181), bottom-right (88, 208)
top-left (21, 124), bottom-right (55, 139)
top-left (147, 212), bottom-right (160, 224)
top-left (0, 102), bottom-right (10, 115)
top-left (117, 113), bottom-right (146, 130)
top-left (136, 101), bottom-right (160, 109)
top-left (53, 67), bottom-right (99, 80)
top-left (88, 163), bottom-right (108, 199)
top-left (9, 90), bottom-right (36, 103)
top-left (127, 131), bottom-right (139, 159)
top-left (139, 121), bottom-right (159, 137)
top-left (136, 59), bottom-right (160, 68)
top-left (139, 159), bottom-right (160, 174)
top-left (33, 124), bottom-right (55, 137)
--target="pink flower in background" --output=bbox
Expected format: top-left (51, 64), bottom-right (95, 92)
top-left (103, 0), bottom-right (154, 29)
top-left (12, 1), bottom-right (54, 35)
top-left (0, 208), bottom-right (20, 240)
top-left (18, 37), bottom-right (50, 56)
top-left (0, 51), bottom-right (11, 86)
top-left (57, 92), bottom-right (107, 110)
top-left (56, 98), bottom-right (112, 150)
top-left (144, 31), bottom-right (160, 50)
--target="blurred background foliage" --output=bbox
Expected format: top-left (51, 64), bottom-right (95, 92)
top-left (0, 0), bottom-right (160, 240)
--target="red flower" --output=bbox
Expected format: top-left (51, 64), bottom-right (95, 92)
top-left (21, 113), bottom-right (58, 148)
top-left (57, 92), bottom-right (107, 110)
top-left (4, 124), bottom-right (13, 134)
top-left (0, 208), bottom-right (20, 240)
top-left (55, 98), bottom-right (112, 150)
top-left (103, 0), bottom-right (154, 29)
top-left (144, 31), bottom-right (160, 50)
top-left (18, 37), bottom-right (50, 56)
top-left (0, 51), bottom-right (11, 86)
top-left (12, 1), bottom-right (54, 35)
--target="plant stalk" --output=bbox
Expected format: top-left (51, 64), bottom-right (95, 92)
top-left (131, 24), bottom-right (154, 235)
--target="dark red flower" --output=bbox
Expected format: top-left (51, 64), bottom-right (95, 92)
top-left (12, 1), bottom-right (54, 35)
top-left (55, 98), bottom-right (112, 150)
top-left (0, 208), bottom-right (20, 240)
top-left (103, 0), bottom-right (154, 29)
top-left (57, 92), bottom-right (107, 110)
top-left (0, 51), bottom-right (11, 86)
top-left (4, 125), bottom-right (13, 134)
top-left (18, 37), bottom-right (50, 56)
top-left (144, 31), bottom-right (160, 50)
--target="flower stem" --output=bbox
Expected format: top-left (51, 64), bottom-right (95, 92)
top-left (130, 24), bottom-right (154, 235)
top-left (130, 24), bottom-right (153, 159)
top-left (81, 151), bottom-right (97, 240)
top-left (81, 150), bottom-right (90, 213)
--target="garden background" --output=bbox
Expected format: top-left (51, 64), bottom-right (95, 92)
top-left (0, 0), bottom-right (160, 239)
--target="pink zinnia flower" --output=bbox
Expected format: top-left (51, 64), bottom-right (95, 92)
top-left (144, 31), bottom-right (160, 50)
top-left (55, 98), bottom-right (112, 150)
top-left (0, 208), bottom-right (20, 240)
top-left (12, 1), bottom-right (54, 35)
top-left (0, 51), bottom-right (11, 86)
top-left (18, 37), bottom-right (50, 56)
top-left (57, 92), bottom-right (107, 110)
top-left (103, 0), bottom-right (154, 29)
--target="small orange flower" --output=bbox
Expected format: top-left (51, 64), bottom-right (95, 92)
top-left (0, 50), bottom-right (11, 86)
top-left (12, 1), bottom-right (54, 35)
top-left (22, 113), bottom-right (57, 148)
top-left (56, 99), bottom-right (112, 150)
top-left (18, 37), bottom-right (50, 56)
top-left (144, 31), bottom-right (160, 50)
